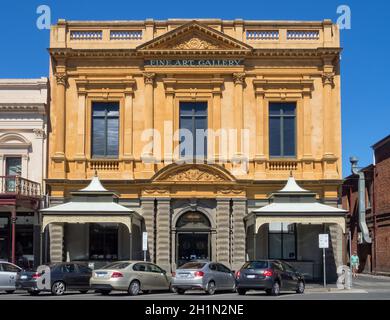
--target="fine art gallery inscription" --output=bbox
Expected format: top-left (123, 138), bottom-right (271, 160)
top-left (144, 59), bottom-right (244, 67)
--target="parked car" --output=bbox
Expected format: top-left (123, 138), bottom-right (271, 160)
top-left (90, 261), bottom-right (172, 296)
top-left (16, 262), bottom-right (92, 296)
top-left (172, 261), bottom-right (236, 295)
top-left (0, 261), bottom-right (22, 294)
top-left (235, 260), bottom-right (305, 296)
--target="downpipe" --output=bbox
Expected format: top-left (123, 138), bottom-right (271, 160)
top-left (350, 157), bottom-right (372, 244)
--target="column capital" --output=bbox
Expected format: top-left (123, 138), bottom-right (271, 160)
top-left (55, 73), bottom-right (68, 86)
top-left (233, 72), bottom-right (246, 85)
top-left (143, 72), bottom-right (156, 85)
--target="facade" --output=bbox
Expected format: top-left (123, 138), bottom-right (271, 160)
top-left (0, 78), bottom-right (48, 267)
top-left (46, 19), bottom-right (344, 279)
top-left (343, 135), bottom-right (390, 275)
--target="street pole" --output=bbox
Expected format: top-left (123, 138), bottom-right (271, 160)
top-left (323, 247), bottom-right (326, 288)
top-left (144, 250), bottom-right (146, 262)
top-left (349, 231), bottom-right (353, 287)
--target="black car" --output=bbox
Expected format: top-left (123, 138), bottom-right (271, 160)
top-left (16, 262), bottom-right (92, 296)
top-left (235, 260), bottom-right (305, 296)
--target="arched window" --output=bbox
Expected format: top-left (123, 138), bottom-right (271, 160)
top-left (176, 211), bottom-right (210, 229)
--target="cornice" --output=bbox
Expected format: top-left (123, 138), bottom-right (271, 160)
top-left (0, 103), bottom-right (47, 113)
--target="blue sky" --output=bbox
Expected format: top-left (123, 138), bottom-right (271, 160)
top-left (0, 0), bottom-right (388, 177)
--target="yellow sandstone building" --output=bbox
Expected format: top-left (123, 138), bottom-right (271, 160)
top-left (45, 18), bottom-right (345, 279)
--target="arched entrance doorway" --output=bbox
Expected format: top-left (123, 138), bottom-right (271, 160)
top-left (176, 211), bottom-right (211, 267)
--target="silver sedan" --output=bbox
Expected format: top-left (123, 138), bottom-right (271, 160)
top-left (90, 261), bottom-right (172, 296)
top-left (0, 261), bottom-right (22, 294)
top-left (172, 261), bottom-right (236, 295)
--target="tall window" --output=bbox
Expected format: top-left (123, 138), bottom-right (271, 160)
top-left (91, 102), bottom-right (119, 158)
top-left (5, 157), bottom-right (21, 192)
top-left (179, 102), bottom-right (208, 159)
top-left (269, 102), bottom-right (296, 157)
top-left (268, 222), bottom-right (296, 260)
top-left (89, 223), bottom-right (119, 260)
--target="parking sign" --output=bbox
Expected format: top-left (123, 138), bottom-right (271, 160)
top-left (319, 234), bottom-right (329, 249)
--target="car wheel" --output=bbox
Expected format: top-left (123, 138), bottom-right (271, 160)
top-left (270, 282), bottom-right (280, 296)
top-left (79, 290), bottom-right (88, 294)
top-left (176, 289), bottom-right (185, 295)
top-left (128, 280), bottom-right (141, 296)
top-left (237, 288), bottom-right (246, 295)
top-left (100, 290), bottom-right (111, 295)
top-left (51, 281), bottom-right (66, 296)
top-left (29, 291), bottom-right (40, 296)
top-left (296, 281), bottom-right (305, 294)
top-left (206, 281), bottom-right (216, 295)
top-left (5, 290), bottom-right (15, 294)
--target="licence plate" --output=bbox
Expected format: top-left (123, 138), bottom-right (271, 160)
top-left (178, 273), bottom-right (190, 278)
top-left (20, 275), bottom-right (27, 280)
top-left (96, 273), bottom-right (107, 278)
top-left (246, 275), bottom-right (256, 279)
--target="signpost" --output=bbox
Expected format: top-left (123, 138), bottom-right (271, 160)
top-left (319, 234), bottom-right (329, 288)
top-left (142, 232), bottom-right (148, 262)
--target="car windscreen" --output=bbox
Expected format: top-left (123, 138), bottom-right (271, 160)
top-left (241, 261), bottom-right (269, 269)
top-left (179, 262), bottom-right (206, 269)
top-left (102, 262), bottom-right (130, 270)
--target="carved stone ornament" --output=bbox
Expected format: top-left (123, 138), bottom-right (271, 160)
top-left (217, 187), bottom-right (245, 196)
top-left (33, 128), bottom-right (46, 139)
top-left (172, 37), bottom-right (219, 50)
top-left (143, 72), bottom-right (156, 85)
top-left (322, 72), bottom-right (335, 86)
top-left (55, 73), bottom-right (68, 86)
top-left (233, 73), bottom-right (246, 85)
top-left (143, 187), bottom-right (169, 195)
top-left (164, 168), bottom-right (226, 182)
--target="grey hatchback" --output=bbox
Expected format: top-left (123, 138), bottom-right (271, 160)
top-left (236, 260), bottom-right (305, 296)
top-left (172, 261), bottom-right (236, 295)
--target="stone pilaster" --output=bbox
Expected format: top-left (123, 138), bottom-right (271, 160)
top-left (231, 199), bottom-right (246, 271)
top-left (49, 223), bottom-right (64, 263)
top-left (141, 198), bottom-right (155, 262)
top-left (216, 199), bottom-right (231, 266)
top-left (233, 73), bottom-right (245, 156)
top-left (329, 224), bottom-right (343, 269)
top-left (156, 199), bottom-right (171, 272)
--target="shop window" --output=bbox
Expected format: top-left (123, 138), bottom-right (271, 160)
top-left (89, 223), bottom-right (119, 260)
top-left (269, 103), bottom-right (296, 157)
top-left (91, 102), bottom-right (119, 158)
top-left (179, 102), bottom-right (208, 160)
top-left (268, 222), bottom-right (296, 260)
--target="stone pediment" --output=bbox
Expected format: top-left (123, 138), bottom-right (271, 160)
top-left (137, 21), bottom-right (252, 53)
top-left (152, 164), bottom-right (235, 183)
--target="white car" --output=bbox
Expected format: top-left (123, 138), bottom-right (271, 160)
top-left (0, 261), bottom-right (22, 294)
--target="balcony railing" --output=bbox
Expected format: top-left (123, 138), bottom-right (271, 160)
top-left (0, 176), bottom-right (41, 197)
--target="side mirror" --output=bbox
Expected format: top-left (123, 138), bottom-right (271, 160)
top-left (231, 270), bottom-right (236, 274)
top-left (162, 270), bottom-right (167, 275)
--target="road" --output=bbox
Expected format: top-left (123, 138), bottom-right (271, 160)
top-left (1, 274), bottom-right (390, 300)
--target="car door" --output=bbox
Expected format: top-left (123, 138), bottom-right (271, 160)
top-left (61, 263), bottom-right (78, 289)
top-left (1, 263), bottom-right (21, 290)
top-left (132, 263), bottom-right (153, 290)
top-left (281, 262), bottom-right (300, 290)
top-left (0, 263), bottom-right (6, 289)
top-left (278, 261), bottom-right (295, 290)
top-left (148, 264), bottom-right (170, 290)
top-left (208, 263), bottom-right (221, 289)
top-left (74, 264), bottom-right (92, 289)
top-left (217, 264), bottom-right (235, 290)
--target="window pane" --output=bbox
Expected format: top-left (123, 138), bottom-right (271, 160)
top-left (195, 102), bottom-right (207, 116)
top-left (282, 104), bottom-right (296, 115)
top-left (92, 117), bottom-right (105, 156)
top-left (283, 117), bottom-right (296, 156)
top-left (195, 117), bottom-right (207, 157)
top-left (6, 157), bottom-right (22, 176)
top-left (269, 117), bottom-right (281, 156)
top-left (107, 117), bottom-right (119, 156)
top-left (282, 234), bottom-right (296, 260)
top-left (269, 104), bottom-right (281, 115)
top-left (180, 103), bottom-right (194, 116)
top-left (269, 233), bottom-right (282, 259)
top-left (179, 117), bottom-right (193, 158)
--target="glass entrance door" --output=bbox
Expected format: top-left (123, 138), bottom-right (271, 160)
top-left (177, 232), bottom-right (210, 267)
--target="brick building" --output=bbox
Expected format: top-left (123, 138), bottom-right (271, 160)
top-left (343, 134), bottom-right (390, 275)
